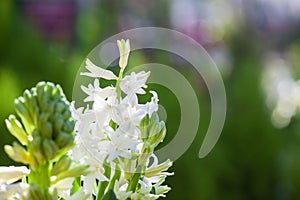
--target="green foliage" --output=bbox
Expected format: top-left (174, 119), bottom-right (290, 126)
top-left (1, 1), bottom-right (300, 199)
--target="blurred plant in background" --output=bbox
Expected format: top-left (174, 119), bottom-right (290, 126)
top-left (262, 53), bottom-right (300, 128)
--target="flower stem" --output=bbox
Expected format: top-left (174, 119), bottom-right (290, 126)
top-left (28, 162), bottom-right (51, 195)
top-left (96, 181), bottom-right (109, 200)
top-left (108, 164), bottom-right (121, 190)
top-left (126, 165), bottom-right (144, 192)
top-left (115, 68), bottom-right (124, 102)
top-left (96, 162), bottom-right (111, 200)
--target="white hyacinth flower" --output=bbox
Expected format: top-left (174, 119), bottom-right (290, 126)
top-left (71, 39), bottom-right (173, 199)
top-left (0, 166), bottom-right (29, 184)
top-left (120, 71), bottom-right (150, 95)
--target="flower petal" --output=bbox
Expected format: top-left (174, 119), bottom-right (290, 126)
top-left (0, 166), bottom-right (29, 184)
top-left (80, 59), bottom-right (117, 80)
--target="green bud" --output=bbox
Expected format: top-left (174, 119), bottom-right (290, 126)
top-left (32, 129), bottom-right (40, 138)
top-left (44, 82), bottom-right (53, 95)
top-left (63, 120), bottom-right (75, 133)
top-left (30, 155), bottom-right (39, 172)
top-left (30, 87), bottom-right (37, 96)
top-left (63, 109), bottom-right (72, 120)
top-left (38, 113), bottom-right (52, 139)
top-left (15, 98), bottom-right (34, 133)
top-left (152, 121), bottom-right (166, 146)
top-left (51, 165), bottom-right (89, 184)
top-left (51, 85), bottom-right (63, 101)
top-left (54, 102), bottom-right (65, 114)
top-left (36, 82), bottom-right (46, 108)
top-left (150, 112), bottom-right (159, 126)
top-left (32, 107), bottom-right (40, 127)
top-left (55, 131), bottom-right (73, 148)
top-left (30, 137), bottom-right (45, 164)
top-left (40, 122), bottom-right (53, 139)
top-left (149, 122), bottom-right (159, 137)
top-left (155, 185), bottom-right (171, 195)
top-left (5, 115), bottom-right (28, 145)
top-left (145, 159), bottom-right (173, 178)
top-left (42, 139), bottom-right (58, 160)
top-left (39, 113), bottom-right (50, 127)
top-left (41, 93), bottom-right (50, 111)
top-left (140, 114), bottom-right (150, 140)
top-left (23, 90), bottom-right (34, 116)
top-left (54, 117), bottom-right (64, 135)
top-left (47, 101), bottom-right (55, 116)
top-left (23, 90), bottom-right (39, 126)
top-left (4, 142), bottom-right (30, 164)
top-left (51, 155), bottom-right (71, 175)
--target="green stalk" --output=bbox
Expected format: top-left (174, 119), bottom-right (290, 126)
top-left (126, 165), bottom-right (144, 192)
top-left (96, 181), bottom-right (109, 200)
top-left (28, 161), bottom-right (51, 195)
top-left (108, 165), bottom-right (121, 190)
top-left (96, 162), bottom-right (111, 200)
top-left (115, 68), bottom-right (124, 102)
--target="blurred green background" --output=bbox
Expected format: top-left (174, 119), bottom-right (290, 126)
top-left (1, 0), bottom-right (300, 199)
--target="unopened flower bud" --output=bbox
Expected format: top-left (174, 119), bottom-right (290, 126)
top-left (51, 155), bottom-right (71, 176)
top-left (145, 159), bottom-right (173, 178)
top-left (30, 137), bottom-right (45, 165)
top-left (117, 39), bottom-right (130, 69)
top-left (42, 139), bottom-right (59, 160)
top-left (55, 102), bottom-right (65, 113)
top-left (14, 98), bottom-right (34, 133)
top-left (4, 142), bottom-right (31, 164)
top-left (5, 115), bottom-right (28, 145)
top-left (140, 114), bottom-right (150, 140)
top-left (40, 122), bottom-right (53, 139)
top-left (55, 131), bottom-right (74, 148)
top-left (153, 121), bottom-right (166, 145)
top-left (51, 165), bottom-right (89, 184)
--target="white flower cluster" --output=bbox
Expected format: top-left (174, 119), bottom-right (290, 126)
top-left (71, 39), bottom-right (173, 199)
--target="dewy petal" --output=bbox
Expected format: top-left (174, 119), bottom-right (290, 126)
top-left (80, 59), bottom-right (117, 80)
top-left (0, 166), bottom-right (29, 184)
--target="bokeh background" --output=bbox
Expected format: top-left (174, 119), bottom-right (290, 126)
top-left (1, 0), bottom-right (300, 199)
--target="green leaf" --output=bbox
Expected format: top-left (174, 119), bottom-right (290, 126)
top-left (101, 189), bottom-right (117, 200)
top-left (70, 177), bottom-right (81, 195)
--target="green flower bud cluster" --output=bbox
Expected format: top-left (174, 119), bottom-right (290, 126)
top-left (140, 113), bottom-right (166, 146)
top-left (138, 112), bottom-right (166, 165)
top-left (4, 82), bottom-right (75, 169)
top-left (2, 81), bottom-right (89, 199)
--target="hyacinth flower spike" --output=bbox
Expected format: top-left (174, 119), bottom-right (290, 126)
top-left (71, 39), bottom-right (173, 200)
top-left (0, 82), bottom-right (89, 200)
